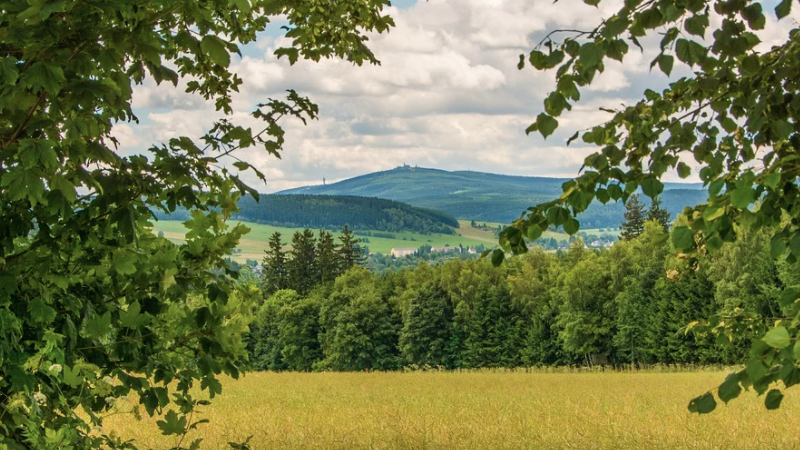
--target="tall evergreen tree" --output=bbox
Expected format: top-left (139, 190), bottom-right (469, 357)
top-left (399, 281), bottom-right (454, 367)
top-left (288, 229), bottom-right (318, 295)
top-left (620, 194), bottom-right (647, 241)
top-left (647, 195), bottom-right (671, 231)
top-left (261, 232), bottom-right (288, 295)
top-left (338, 225), bottom-right (367, 272)
top-left (317, 230), bottom-right (339, 284)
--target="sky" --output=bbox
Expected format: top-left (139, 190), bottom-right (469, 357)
top-left (114, 0), bottom-right (799, 193)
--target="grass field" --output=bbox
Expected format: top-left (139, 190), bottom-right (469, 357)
top-left (153, 220), bottom-right (497, 261)
top-left (105, 371), bottom-right (798, 449)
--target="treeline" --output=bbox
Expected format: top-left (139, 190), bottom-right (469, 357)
top-left (235, 195), bottom-right (458, 234)
top-left (247, 221), bottom-right (791, 371)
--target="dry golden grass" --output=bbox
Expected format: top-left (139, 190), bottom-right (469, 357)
top-left (105, 370), bottom-right (800, 450)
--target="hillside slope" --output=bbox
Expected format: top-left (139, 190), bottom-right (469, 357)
top-left (278, 166), bottom-right (707, 227)
top-left (157, 195), bottom-right (459, 234)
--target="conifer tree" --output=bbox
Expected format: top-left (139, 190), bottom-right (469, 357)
top-left (620, 194), bottom-right (647, 241)
top-left (288, 229), bottom-right (318, 295)
top-left (647, 195), bottom-right (671, 231)
top-left (338, 225), bottom-right (367, 272)
top-left (317, 230), bottom-right (339, 284)
top-left (261, 232), bottom-right (288, 295)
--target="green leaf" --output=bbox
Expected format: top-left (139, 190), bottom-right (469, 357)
top-left (672, 226), bottom-right (694, 250)
top-left (688, 392), bottom-right (717, 414)
top-left (28, 298), bottom-right (57, 325)
top-left (25, 62), bottom-right (65, 93)
top-left (657, 54), bottom-right (674, 76)
top-left (776, 0), bottom-right (792, 19)
top-left (563, 218), bottom-right (579, 235)
top-left (771, 120), bottom-right (794, 140)
top-left (764, 326), bottom-right (791, 349)
top-left (62, 365), bottom-right (83, 388)
top-left (703, 206), bottom-right (725, 222)
top-left (765, 389), bottom-right (784, 410)
top-left (730, 185), bottom-right (755, 209)
top-left (120, 301), bottom-right (148, 328)
top-left (718, 372), bottom-right (742, 404)
top-left (741, 54), bottom-right (761, 75)
top-left (578, 43), bottom-right (604, 68)
top-left (113, 252), bottom-right (137, 275)
top-left (50, 174), bottom-right (77, 202)
top-left (794, 341), bottom-right (800, 362)
top-left (640, 178), bottom-right (664, 198)
top-left (0, 57), bottom-right (19, 86)
top-left (526, 224), bottom-right (543, 241)
top-left (201, 376), bottom-right (223, 398)
top-left (201, 36), bottom-right (231, 67)
top-left (85, 311), bottom-right (112, 339)
top-left (763, 172), bottom-right (781, 189)
top-left (771, 236), bottom-right (786, 258)
top-left (157, 410), bottom-right (187, 436)
top-left (491, 249), bottom-right (505, 267)
top-left (779, 287), bottom-right (799, 307)
top-left (675, 39), bottom-right (706, 67)
top-left (747, 357), bottom-right (767, 382)
top-left (536, 113), bottom-right (558, 139)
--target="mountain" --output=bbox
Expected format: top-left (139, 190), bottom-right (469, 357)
top-left (278, 166), bottom-right (707, 228)
top-left (156, 194), bottom-right (459, 234)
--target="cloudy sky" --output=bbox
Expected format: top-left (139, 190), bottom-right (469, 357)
top-left (114, 0), bottom-right (798, 192)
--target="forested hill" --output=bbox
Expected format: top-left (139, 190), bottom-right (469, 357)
top-left (230, 195), bottom-right (459, 234)
top-left (278, 166), bottom-right (707, 228)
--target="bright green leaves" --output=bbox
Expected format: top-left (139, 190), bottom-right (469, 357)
top-left (775, 0), bottom-right (792, 19)
top-left (120, 301), bottom-right (150, 329)
top-left (201, 376), bottom-right (223, 398)
top-left (157, 410), bottom-right (187, 436)
top-left (675, 39), bottom-right (707, 67)
top-left (688, 392), bottom-right (717, 414)
top-left (578, 42), bottom-right (604, 68)
top-left (730, 181), bottom-right (756, 209)
top-left (528, 49), bottom-right (564, 70)
top-left (640, 178), bottom-right (664, 199)
top-left (112, 252), bottom-right (137, 275)
top-left (62, 365), bottom-right (84, 388)
top-left (201, 36), bottom-right (231, 67)
top-left (24, 62), bottom-right (65, 93)
top-left (763, 327), bottom-right (791, 349)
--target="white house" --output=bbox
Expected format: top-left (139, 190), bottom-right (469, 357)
top-left (391, 248), bottom-right (417, 258)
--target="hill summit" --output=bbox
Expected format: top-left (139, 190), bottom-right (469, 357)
top-left (278, 166), bottom-right (706, 227)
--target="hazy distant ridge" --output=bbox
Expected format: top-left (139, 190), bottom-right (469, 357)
top-left (278, 166), bottom-right (706, 227)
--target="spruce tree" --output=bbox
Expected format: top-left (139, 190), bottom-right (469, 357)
top-left (261, 232), bottom-right (288, 295)
top-left (620, 194), bottom-right (647, 241)
top-left (647, 195), bottom-right (671, 231)
top-left (288, 229), bottom-right (318, 295)
top-left (317, 230), bottom-right (338, 284)
top-left (337, 225), bottom-right (367, 272)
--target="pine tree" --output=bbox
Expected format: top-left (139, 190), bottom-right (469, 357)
top-left (337, 225), bottom-right (367, 272)
top-left (647, 195), bottom-right (671, 231)
top-left (316, 230), bottom-right (338, 284)
top-left (261, 232), bottom-right (288, 295)
top-left (288, 229), bottom-right (318, 295)
top-left (620, 194), bottom-right (647, 241)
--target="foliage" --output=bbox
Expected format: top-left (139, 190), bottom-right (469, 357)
top-left (0, 0), bottom-right (394, 447)
top-left (157, 194), bottom-right (459, 234)
top-left (620, 194), bottom-right (647, 241)
top-left (246, 226), bottom-right (788, 371)
top-left (648, 195), bottom-right (671, 230)
top-left (506, 0), bottom-right (800, 412)
top-left (261, 232), bottom-right (288, 295)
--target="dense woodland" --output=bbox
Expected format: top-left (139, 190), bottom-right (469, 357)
top-left (245, 216), bottom-right (790, 371)
top-left (155, 195), bottom-right (459, 234)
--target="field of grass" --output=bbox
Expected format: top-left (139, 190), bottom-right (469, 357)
top-left (105, 370), bottom-right (799, 449)
top-left (153, 220), bottom-right (496, 261)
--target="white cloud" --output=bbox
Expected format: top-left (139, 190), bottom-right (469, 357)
top-left (118, 0), bottom-right (791, 192)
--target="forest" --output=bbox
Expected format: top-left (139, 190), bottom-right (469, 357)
top-left (247, 219), bottom-right (787, 371)
top-left (154, 195), bottom-right (459, 234)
